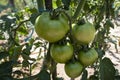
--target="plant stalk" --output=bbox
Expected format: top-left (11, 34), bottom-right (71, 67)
top-left (37, 0), bottom-right (44, 12)
top-left (41, 43), bottom-right (52, 70)
top-left (71, 78), bottom-right (75, 80)
top-left (45, 0), bottom-right (53, 11)
top-left (72, 0), bottom-right (86, 21)
top-left (51, 59), bottom-right (57, 80)
top-left (105, 0), bottom-right (110, 18)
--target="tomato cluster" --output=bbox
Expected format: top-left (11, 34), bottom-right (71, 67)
top-left (35, 12), bottom-right (98, 78)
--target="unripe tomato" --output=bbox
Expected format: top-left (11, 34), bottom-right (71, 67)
top-left (78, 48), bottom-right (98, 67)
top-left (50, 43), bottom-right (73, 63)
top-left (35, 12), bottom-right (69, 43)
top-left (64, 61), bottom-right (83, 78)
top-left (72, 22), bottom-right (95, 44)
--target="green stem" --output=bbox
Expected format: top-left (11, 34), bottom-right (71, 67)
top-left (71, 78), bottom-right (75, 80)
top-left (37, 0), bottom-right (44, 12)
top-left (45, 0), bottom-right (53, 11)
top-left (105, 0), bottom-right (110, 18)
top-left (51, 59), bottom-right (57, 80)
top-left (41, 43), bottom-right (52, 70)
top-left (72, 0), bottom-right (86, 21)
top-left (29, 63), bottom-right (32, 80)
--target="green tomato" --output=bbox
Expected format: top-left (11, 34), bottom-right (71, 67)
top-left (78, 48), bottom-right (98, 67)
top-left (72, 22), bottom-right (95, 44)
top-left (50, 43), bottom-right (73, 63)
top-left (35, 12), bottom-right (69, 43)
top-left (64, 61), bottom-right (83, 78)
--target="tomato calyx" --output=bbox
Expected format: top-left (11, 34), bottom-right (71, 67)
top-left (81, 44), bottom-right (90, 52)
top-left (77, 18), bottom-right (86, 25)
top-left (49, 10), bottom-right (59, 20)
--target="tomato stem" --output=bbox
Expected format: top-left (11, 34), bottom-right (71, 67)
top-left (105, 0), bottom-right (110, 19)
top-left (37, 0), bottom-right (44, 12)
top-left (71, 78), bottom-right (75, 80)
top-left (41, 43), bottom-right (52, 70)
top-left (51, 59), bottom-right (57, 80)
top-left (72, 0), bottom-right (86, 22)
top-left (45, 0), bottom-right (53, 11)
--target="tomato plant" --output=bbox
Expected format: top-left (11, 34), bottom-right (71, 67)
top-left (0, 0), bottom-right (120, 80)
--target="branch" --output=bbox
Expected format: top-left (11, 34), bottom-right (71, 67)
top-left (12, 19), bottom-right (30, 39)
top-left (14, 19), bottom-right (30, 31)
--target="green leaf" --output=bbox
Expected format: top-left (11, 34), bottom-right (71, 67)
top-left (62, 0), bottom-right (71, 10)
top-left (96, 48), bottom-right (105, 58)
top-left (83, 2), bottom-right (90, 13)
top-left (0, 61), bottom-right (13, 75)
top-left (88, 75), bottom-right (98, 80)
top-left (38, 70), bottom-right (51, 80)
top-left (25, 7), bottom-right (38, 14)
top-left (14, 45), bottom-right (23, 53)
top-left (22, 43), bottom-right (32, 55)
top-left (81, 69), bottom-right (88, 80)
top-left (56, 77), bottom-right (64, 80)
top-left (56, 0), bottom-right (62, 7)
top-left (100, 57), bottom-right (116, 80)
top-left (17, 26), bottom-right (28, 35)
top-left (106, 19), bottom-right (114, 29)
top-left (21, 53), bottom-right (36, 62)
top-left (0, 51), bottom-right (9, 60)
top-left (30, 13), bottom-right (40, 25)
top-left (0, 76), bottom-right (13, 80)
top-left (22, 60), bottom-right (29, 67)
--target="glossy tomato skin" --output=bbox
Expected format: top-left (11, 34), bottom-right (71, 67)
top-left (64, 61), bottom-right (83, 78)
top-left (78, 48), bottom-right (98, 67)
top-left (72, 22), bottom-right (95, 44)
top-left (35, 12), bottom-right (69, 43)
top-left (50, 43), bottom-right (73, 63)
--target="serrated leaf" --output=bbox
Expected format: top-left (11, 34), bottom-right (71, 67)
top-left (100, 57), bottom-right (116, 80)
